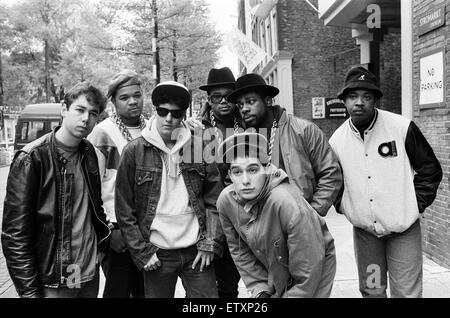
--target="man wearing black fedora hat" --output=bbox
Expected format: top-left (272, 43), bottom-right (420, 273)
top-left (330, 66), bottom-right (442, 298)
top-left (227, 73), bottom-right (342, 218)
top-left (194, 67), bottom-right (242, 298)
top-left (198, 67), bottom-right (241, 137)
top-left (115, 81), bottom-right (224, 298)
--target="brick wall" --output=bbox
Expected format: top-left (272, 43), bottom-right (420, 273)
top-left (412, 0), bottom-right (450, 268)
top-left (276, 0), bottom-right (401, 138)
top-left (380, 33), bottom-right (402, 114)
top-left (276, 0), bottom-right (358, 138)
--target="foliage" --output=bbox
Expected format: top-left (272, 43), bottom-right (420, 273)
top-left (0, 0), bottom-right (222, 112)
top-left (94, 0), bottom-right (221, 107)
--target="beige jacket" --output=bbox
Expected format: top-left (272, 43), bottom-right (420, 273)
top-left (217, 167), bottom-right (336, 297)
top-left (270, 106), bottom-right (342, 216)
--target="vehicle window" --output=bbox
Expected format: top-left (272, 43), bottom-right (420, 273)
top-left (20, 122), bottom-right (29, 141)
top-left (27, 121), bottom-right (45, 141)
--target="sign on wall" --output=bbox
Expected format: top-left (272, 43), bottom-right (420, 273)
top-left (312, 97), bottom-right (326, 119)
top-left (419, 48), bottom-right (446, 108)
top-left (418, 5), bottom-right (446, 36)
top-left (312, 98), bottom-right (349, 120)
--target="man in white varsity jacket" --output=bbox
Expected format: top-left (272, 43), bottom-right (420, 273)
top-left (88, 70), bottom-right (147, 298)
top-left (329, 66), bottom-right (442, 298)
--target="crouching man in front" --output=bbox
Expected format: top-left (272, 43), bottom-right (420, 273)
top-left (217, 132), bottom-right (336, 298)
top-left (115, 81), bottom-right (224, 298)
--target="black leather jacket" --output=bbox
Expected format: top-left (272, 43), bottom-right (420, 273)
top-left (1, 128), bottom-right (110, 298)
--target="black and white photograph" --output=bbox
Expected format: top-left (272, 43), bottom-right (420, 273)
top-left (0, 0), bottom-right (449, 306)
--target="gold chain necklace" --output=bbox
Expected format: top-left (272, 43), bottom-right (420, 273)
top-left (209, 109), bottom-right (240, 146)
top-left (111, 112), bottom-right (146, 142)
top-left (268, 118), bottom-right (277, 164)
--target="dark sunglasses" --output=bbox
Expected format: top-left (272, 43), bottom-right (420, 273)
top-left (209, 93), bottom-right (233, 104)
top-left (156, 107), bottom-right (185, 119)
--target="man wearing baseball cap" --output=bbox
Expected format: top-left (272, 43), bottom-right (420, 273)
top-left (227, 73), bottom-right (342, 218)
top-left (329, 66), bottom-right (442, 297)
top-left (88, 69), bottom-right (147, 298)
top-left (115, 81), bottom-right (223, 298)
top-left (216, 132), bottom-right (336, 298)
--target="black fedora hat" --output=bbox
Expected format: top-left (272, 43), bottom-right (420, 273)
top-left (227, 73), bottom-right (279, 104)
top-left (199, 67), bottom-right (236, 92)
top-left (337, 66), bottom-right (383, 100)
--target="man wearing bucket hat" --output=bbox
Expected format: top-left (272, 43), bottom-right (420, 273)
top-left (227, 73), bottom-right (342, 218)
top-left (115, 81), bottom-right (223, 298)
top-left (88, 70), bottom-right (146, 298)
top-left (195, 67), bottom-right (242, 298)
top-left (216, 132), bottom-right (336, 298)
top-left (329, 66), bottom-right (442, 297)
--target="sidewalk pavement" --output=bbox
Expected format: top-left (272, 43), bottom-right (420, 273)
top-left (1, 164), bottom-right (449, 298)
top-left (326, 209), bottom-right (450, 298)
top-left (0, 166), bottom-right (14, 297)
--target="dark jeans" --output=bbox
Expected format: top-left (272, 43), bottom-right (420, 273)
top-left (43, 272), bottom-right (99, 298)
top-left (143, 245), bottom-right (218, 298)
top-left (102, 248), bottom-right (145, 298)
top-left (213, 242), bottom-right (240, 298)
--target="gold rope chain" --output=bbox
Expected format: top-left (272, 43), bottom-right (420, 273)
top-left (268, 118), bottom-right (277, 164)
top-left (111, 112), bottom-right (146, 143)
top-left (209, 109), bottom-right (240, 146)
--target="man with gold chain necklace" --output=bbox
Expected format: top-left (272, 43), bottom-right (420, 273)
top-left (194, 67), bottom-right (242, 298)
top-left (88, 70), bottom-right (147, 298)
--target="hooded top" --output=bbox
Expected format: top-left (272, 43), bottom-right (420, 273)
top-left (217, 164), bottom-right (336, 298)
top-left (236, 164), bottom-right (288, 213)
top-left (141, 116), bottom-right (200, 249)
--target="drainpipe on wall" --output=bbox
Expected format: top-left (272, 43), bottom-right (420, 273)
top-left (401, 0), bottom-right (413, 120)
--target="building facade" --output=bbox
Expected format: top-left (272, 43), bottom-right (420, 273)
top-left (238, 0), bottom-right (401, 138)
top-left (237, 0), bottom-right (449, 268)
top-left (319, 0), bottom-right (450, 267)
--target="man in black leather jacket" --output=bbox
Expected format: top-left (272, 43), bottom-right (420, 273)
top-left (1, 82), bottom-right (110, 298)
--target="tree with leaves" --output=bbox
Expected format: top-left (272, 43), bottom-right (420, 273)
top-left (0, 0), bottom-right (122, 105)
top-left (94, 0), bottom-right (222, 108)
top-left (0, 0), bottom-right (223, 112)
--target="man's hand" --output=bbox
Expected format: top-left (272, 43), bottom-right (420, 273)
top-left (143, 253), bottom-right (161, 271)
top-left (185, 118), bottom-right (204, 132)
top-left (109, 229), bottom-right (127, 253)
top-left (192, 250), bottom-right (214, 272)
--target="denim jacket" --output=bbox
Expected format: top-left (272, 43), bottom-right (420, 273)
top-left (115, 134), bottom-right (224, 270)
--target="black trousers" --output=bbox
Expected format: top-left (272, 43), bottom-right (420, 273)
top-left (102, 248), bottom-right (145, 298)
top-left (213, 242), bottom-right (241, 298)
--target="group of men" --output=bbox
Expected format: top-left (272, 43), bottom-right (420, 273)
top-left (1, 65), bottom-right (442, 298)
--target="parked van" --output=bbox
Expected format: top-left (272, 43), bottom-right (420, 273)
top-left (14, 103), bottom-right (62, 152)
